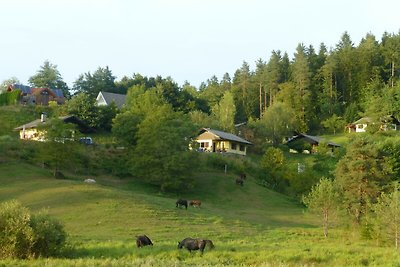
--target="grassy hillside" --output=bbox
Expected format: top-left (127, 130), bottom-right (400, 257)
top-left (1, 162), bottom-right (400, 266)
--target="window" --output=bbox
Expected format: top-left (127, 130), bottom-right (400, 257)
top-left (200, 142), bottom-right (209, 148)
top-left (231, 143), bottom-right (237, 150)
top-left (240, 144), bottom-right (245, 151)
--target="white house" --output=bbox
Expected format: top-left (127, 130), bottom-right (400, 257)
top-left (96, 91), bottom-right (126, 109)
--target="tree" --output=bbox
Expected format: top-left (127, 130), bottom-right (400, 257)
top-left (37, 118), bottom-right (78, 177)
top-left (303, 177), bottom-right (340, 237)
top-left (66, 93), bottom-right (99, 128)
top-left (28, 61), bottom-right (70, 98)
top-left (292, 43), bottom-right (311, 132)
top-left (321, 114), bottom-right (345, 135)
top-left (371, 182), bottom-right (400, 249)
top-left (260, 147), bottom-right (287, 190)
top-left (212, 91), bottom-right (236, 132)
top-left (73, 66), bottom-right (116, 98)
top-left (335, 136), bottom-right (391, 224)
top-left (0, 77), bottom-right (19, 93)
top-left (256, 102), bottom-right (298, 146)
top-left (132, 105), bottom-right (198, 192)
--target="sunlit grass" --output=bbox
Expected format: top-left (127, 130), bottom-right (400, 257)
top-left (1, 162), bottom-right (400, 266)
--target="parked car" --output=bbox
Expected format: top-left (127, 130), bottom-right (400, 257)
top-left (79, 137), bottom-right (94, 145)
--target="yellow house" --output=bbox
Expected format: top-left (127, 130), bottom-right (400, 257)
top-left (195, 128), bottom-right (252, 156)
top-left (14, 114), bottom-right (91, 141)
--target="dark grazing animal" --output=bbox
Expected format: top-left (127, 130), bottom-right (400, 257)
top-left (189, 200), bottom-right (201, 208)
top-left (240, 173), bottom-right (247, 180)
top-left (177, 237), bottom-right (215, 254)
top-left (136, 235), bottom-right (153, 248)
top-left (176, 199), bottom-right (188, 209)
top-left (236, 177), bottom-right (244, 186)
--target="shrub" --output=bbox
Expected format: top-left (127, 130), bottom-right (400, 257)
top-left (0, 200), bottom-right (67, 259)
top-left (0, 200), bottom-right (34, 259)
top-left (30, 212), bottom-right (67, 257)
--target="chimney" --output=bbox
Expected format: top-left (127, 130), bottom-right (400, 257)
top-left (41, 113), bottom-right (46, 122)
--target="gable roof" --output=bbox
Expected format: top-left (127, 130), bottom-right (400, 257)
top-left (8, 84), bottom-right (64, 98)
top-left (14, 115), bottom-right (92, 133)
top-left (287, 133), bottom-right (340, 147)
top-left (198, 128), bottom-right (252, 145)
top-left (97, 91), bottom-right (126, 108)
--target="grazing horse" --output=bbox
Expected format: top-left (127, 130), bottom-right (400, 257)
top-left (189, 200), bottom-right (201, 208)
top-left (136, 235), bottom-right (153, 248)
top-left (178, 237), bottom-right (215, 254)
top-left (176, 199), bottom-right (188, 209)
top-left (240, 173), bottom-right (247, 180)
top-left (236, 177), bottom-right (244, 186)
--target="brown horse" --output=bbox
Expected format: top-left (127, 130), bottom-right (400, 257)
top-left (178, 237), bottom-right (214, 254)
top-left (189, 200), bottom-right (201, 208)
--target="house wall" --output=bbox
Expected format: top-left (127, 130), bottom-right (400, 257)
top-left (96, 94), bottom-right (107, 106)
top-left (355, 123), bottom-right (367, 133)
top-left (195, 139), bottom-right (247, 155)
top-left (19, 129), bottom-right (44, 141)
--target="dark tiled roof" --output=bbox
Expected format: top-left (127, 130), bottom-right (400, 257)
top-left (287, 133), bottom-right (340, 147)
top-left (201, 128), bottom-right (252, 145)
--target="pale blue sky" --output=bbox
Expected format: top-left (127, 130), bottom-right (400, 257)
top-left (1, 0), bottom-right (399, 88)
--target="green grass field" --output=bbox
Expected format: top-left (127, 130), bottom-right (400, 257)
top-left (1, 161), bottom-right (400, 266)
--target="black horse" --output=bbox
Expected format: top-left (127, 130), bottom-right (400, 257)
top-left (236, 177), bottom-right (244, 186)
top-left (136, 235), bottom-right (153, 248)
top-left (178, 237), bottom-right (214, 254)
top-left (176, 199), bottom-right (188, 209)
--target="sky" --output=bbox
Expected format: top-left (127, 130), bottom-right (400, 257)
top-left (1, 0), bottom-right (399, 89)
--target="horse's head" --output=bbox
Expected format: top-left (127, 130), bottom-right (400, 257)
top-left (177, 241), bottom-right (183, 249)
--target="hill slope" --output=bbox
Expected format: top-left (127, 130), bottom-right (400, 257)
top-left (0, 162), bottom-right (310, 243)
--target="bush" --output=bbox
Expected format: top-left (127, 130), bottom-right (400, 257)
top-left (0, 200), bottom-right (67, 259)
top-left (0, 200), bottom-right (34, 259)
top-left (30, 212), bottom-right (67, 257)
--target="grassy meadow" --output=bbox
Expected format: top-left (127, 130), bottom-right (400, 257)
top-left (1, 160), bottom-right (400, 266)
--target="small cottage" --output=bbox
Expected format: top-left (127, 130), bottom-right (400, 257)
top-left (195, 128), bottom-right (252, 156)
top-left (286, 133), bottom-right (340, 154)
top-left (14, 114), bottom-right (91, 141)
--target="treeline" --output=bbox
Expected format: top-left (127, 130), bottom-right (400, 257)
top-left (68, 31), bottom-right (400, 135)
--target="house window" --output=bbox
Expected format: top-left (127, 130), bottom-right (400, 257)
top-left (240, 144), bottom-right (245, 151)
top-left (357, 124), bottom-right (364, 129)
top-left (231, 143), bottom-right (237, 150)
top-left (200, 142), bottom-right (209, 148)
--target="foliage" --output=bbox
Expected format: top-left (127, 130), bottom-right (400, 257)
top-left (132, 105), bottom-right (198, 192)
top-left (212, 90), bottom-right (236, 132)
top-left (371, 182), bottom-right (400, 248)
top-left (321, 114), bottom-right (345, 134)
top-left (72, 66), bottom-right (117, 98)
top-left (30, 211), bottom-right (67, 257)
top-left (0, 77), bottom-right (19, 93)
top-left (36, 118), bottom-right (78, 177)
top-left (251, 102), bottom-right (298, 146)
top-left (260, 147), bottom-right (288, 191)
top-left (0, 200), bottom-right (66, 259)
top-left (0, 90), bottom-right (21, 106)
top-left (66, 92), bottom-right (99, 129)
top-left (335, 136), bottom-right (391, 224)
top-left (0, 200), bottom-right (33, 259)
top-left (303, 177), bottom-right (340, 237)
top-left (28, 60), bottom-right (70, 99)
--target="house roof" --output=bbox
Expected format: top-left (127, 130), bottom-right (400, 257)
top-left (9, 84), bottom-right (64, 98)
top-left (287, 133), bottom-right (340, 147)
top-left (14, 115), bottom-right (92, 133)
top-left (97, 91), bottom-right (126, 108)
top-left (352, 117), bottom-right (373, 125)
top-left (198, 128), bottom-right (252, 145)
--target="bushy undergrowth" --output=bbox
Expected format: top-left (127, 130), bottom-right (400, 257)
top-left (0, 200), bottom-right (67, 259)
